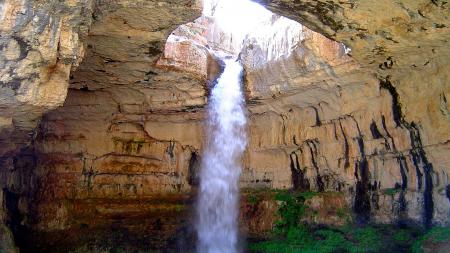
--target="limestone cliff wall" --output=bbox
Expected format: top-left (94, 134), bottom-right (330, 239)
top-left (0, 0), bottom-right (202, 250)
top-left (0, 0), bottom-right (449, 251)
top-left (0, 1), bottom-right (95, 250)
top-left (253, 0), bottom-right (450, 226)
top-left (0, 0), bottom-right (95, 163)
top-left (13, 4), bottom-right (448, 238)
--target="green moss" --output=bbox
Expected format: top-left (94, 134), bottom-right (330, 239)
top-left (314, 229), bottom-right (350, 251)
top-left (383, 188), bottom-right (401, 196)
top-left (349, 227), bottom-right (383, 252)
top-left (412, 227), bottom-right (450, 253)
top-left (286, 226), bottom-right (313, 244)
top-left (248, 190), bottom-right (443, 253)
top-left (247, 194), bottom-right (261, 205)
top-left (249, 240), bottom-right (294, 253)
top-left (249, 224), bottom-right (437, 253)
top-left (272, 191), bottom-right (316, 234)
top-left (428, 227), bottom-right (450, 243)
top-left (273, 190), bottom-right (291, 202)
top-left (273, 190), bottom-right (317, 201)
top-left (393, 229), bottom-right (413, 243)
top-left (251, 226), bottom-right (384, 253)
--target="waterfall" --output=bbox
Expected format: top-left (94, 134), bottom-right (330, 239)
top-left (196, 58), bottom-right (247, 253)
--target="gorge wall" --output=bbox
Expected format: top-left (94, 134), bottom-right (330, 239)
top-left (0, 0), bottom-right (203, 251)
top-left (0, 0), bottom-right (449, 252)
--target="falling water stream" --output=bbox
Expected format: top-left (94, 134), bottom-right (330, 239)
top-left (196, 58), bottom-right (247, 253)
top-left (195, 0), bottom-right (303, 252)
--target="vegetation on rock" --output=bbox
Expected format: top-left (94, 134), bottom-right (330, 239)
top-left (249, 190), bottom-right (447, 253)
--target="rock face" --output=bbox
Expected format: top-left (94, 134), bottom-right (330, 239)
top-left (253, 0), bottom-right (450, 226)
top-left (0, 1), bottom-right (95, 250)
top-left (0, 0), bottom-right (449, 251)
top-left (0, 0), bottom-right (95, 163)
top-left (0, 0), bottom-right (202, 251)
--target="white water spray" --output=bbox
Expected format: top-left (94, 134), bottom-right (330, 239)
top-left (196, 58), bottom-right (247, 253)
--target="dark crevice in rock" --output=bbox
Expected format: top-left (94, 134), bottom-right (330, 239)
top-left (370, 120), bottom-right (383, 139)
top-left (371, 181), bottom-right (380, 211)
top-left (81, 157), bottom-right (95, 191)
top-left (379, 77), bottom-right (403, 127)
top-left (79, 85), bottom-right (90, 91)
top-left (293, 135), bottom-right (299, 146)
top-left (188, 151), bottom-right (200, 186)
top-left (0, 79), bottom-right (22, 92)
top-left (166, 140), bottom-right (175, 159)
top-left (397, 191), bottom-right (407, 219)
top-left (351, 117), bottom-right (371, 224)
top-left (354, 158), bottom-right (371, 224)
top-left (311, 106), bottom-right (322, 126)
top-left (446, 185), bottom-right (450, 202)
top-left (439, 93), bottom-right (449, 117)
top-left (290, 150), bottom-right (310, 191)
top-left (405, 122), bottom-right (434, 228)
top-left (379, 77), bottom-right (435, 227)
top-left (12, 36), bottom-right (31, 61)
top-left (2, 73), bottom-right (38, 94)
top-left (3, 188), bottom-right (26, 251)
top-left (338, 121), bottom-right (350, 169)
top-left (397, 156), bottom-right (409, 190)
top-left (354, 125), bottom-right (365, 157)
top-left (431, 0), bottom-right (448, 7)
top-left (147, 40), bottom-right (163, 57)
top-left (381, 115), bottom-right (396, 150)
top-left (180, 105), bottom-right (205, 113)
top-left (144, 70), bottom-right (158, 82)
top-left (379, 56), bottom-right (394, 70)
top-left (1, 147), bottom-right (38, 252)
top-left (306, 140), bottom-right (324, 192)
top-left (397, 156), bottom-right (409, 216)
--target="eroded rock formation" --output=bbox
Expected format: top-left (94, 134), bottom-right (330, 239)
top-left (254, 0), bottom-right (450, 227)
top-left (0, 0), bottom-right (449, 251)
top-left (0, 0), bottom-right (202, 251)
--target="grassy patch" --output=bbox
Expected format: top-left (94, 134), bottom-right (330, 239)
top-left (248, 190), bottom-right (435, 253)
top-left (272, 190), bottom-right (316, 234)
top-left (412, 227), bottom-right (450, 253)
top-left (250, 225), bottom-right (387, 253)
top-left (349, 227), bottom-right (383, 252)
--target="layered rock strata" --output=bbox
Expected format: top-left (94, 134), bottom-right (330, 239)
top-left (0, 0), bottom-right (202, 251)
top-left (254, 0), bottom-right (450, 227)
top-left (0, 0), bottom-right (449, 251)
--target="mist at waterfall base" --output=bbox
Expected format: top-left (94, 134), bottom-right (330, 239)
top-left (196, 58), bottom-right (247, 253)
